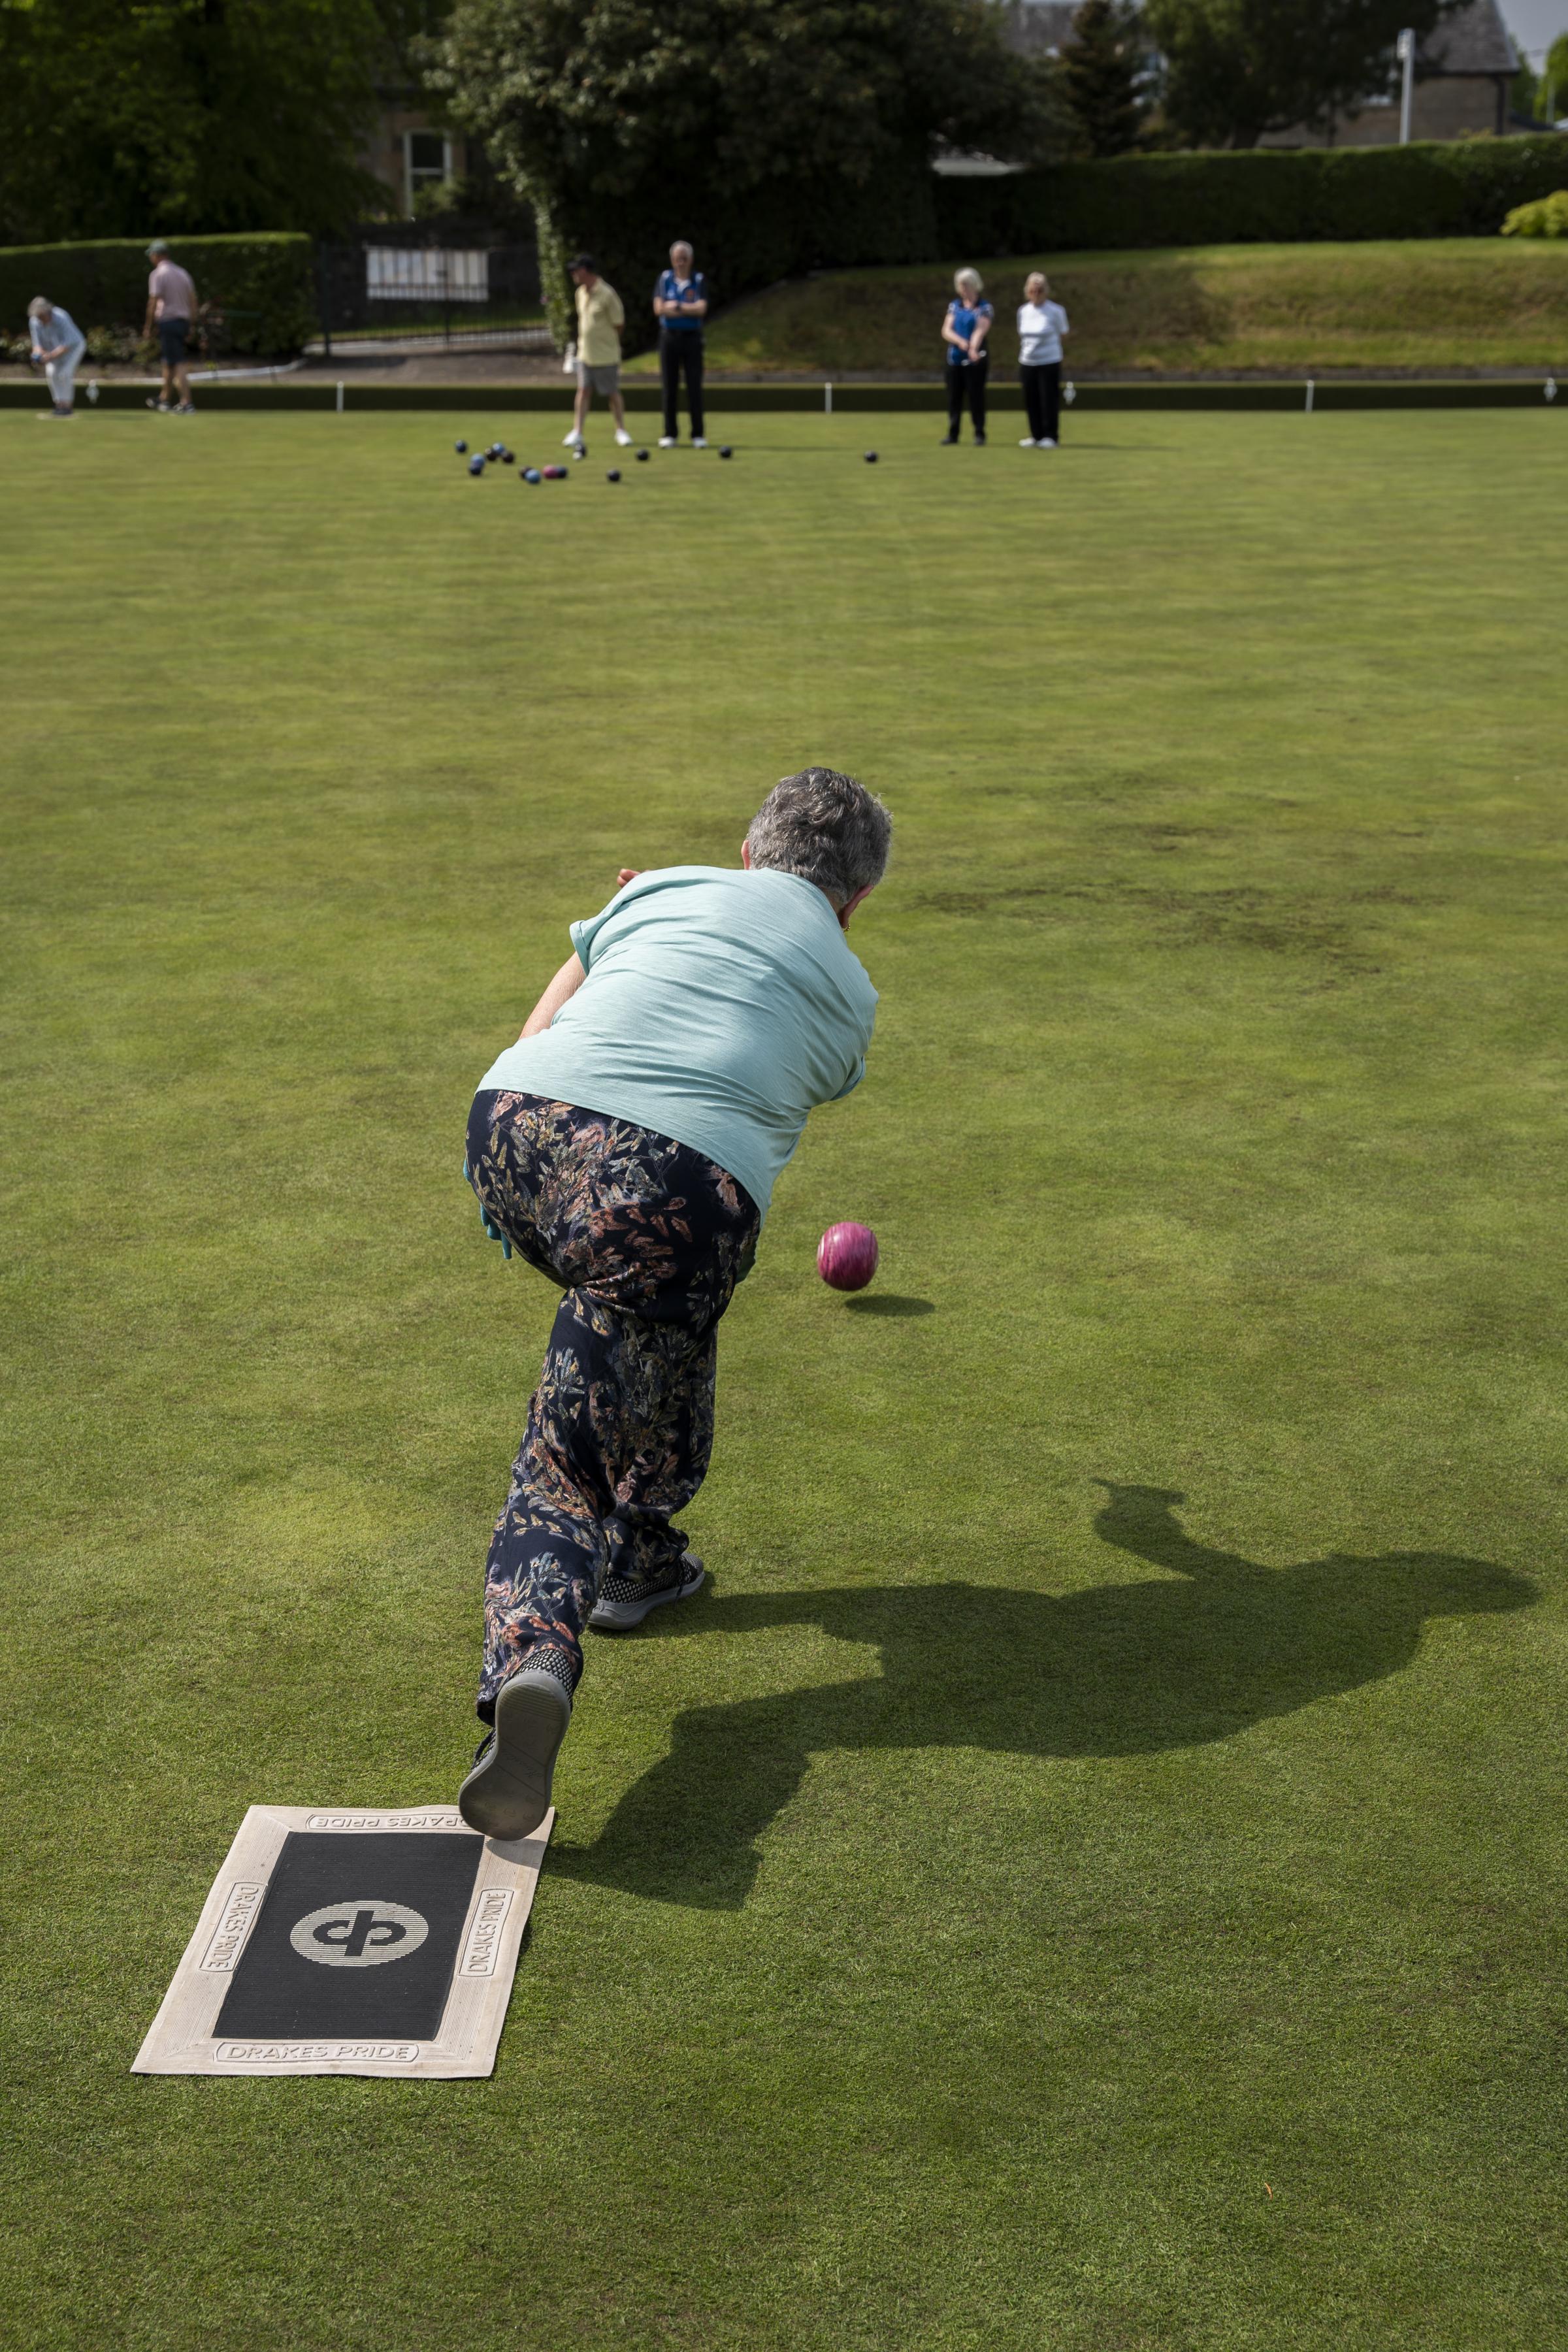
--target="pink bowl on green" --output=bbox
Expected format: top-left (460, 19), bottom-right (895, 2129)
top-left (817, 1222), bottom-right (879, 1292)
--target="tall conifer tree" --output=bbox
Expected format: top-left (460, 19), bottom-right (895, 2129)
top-left (1061, 0), bottom-right (1145, 157)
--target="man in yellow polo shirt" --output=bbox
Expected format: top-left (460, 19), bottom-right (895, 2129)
top-left (565, 253), bottom-right (634, 451)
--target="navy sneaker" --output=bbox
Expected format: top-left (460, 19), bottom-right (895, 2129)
top-left (589, 1550), bottom-right (706, 1631)
top-left (458, 1666), bottom-right (571, 1839)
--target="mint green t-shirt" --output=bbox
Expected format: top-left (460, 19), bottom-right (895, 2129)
top-left (476, 866), bottom-right (878, 1218)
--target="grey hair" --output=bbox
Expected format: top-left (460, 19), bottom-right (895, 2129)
top-left (27, 296), bottom-right (52, 318)
top-left (147, 238), bottom-right (169, 257)
top-left (1024, 270), bottom-right (1049, 295)
top-left (955, 267), bottom-right (983, 298)
top-left (745, 768), bottom-right (892, 908)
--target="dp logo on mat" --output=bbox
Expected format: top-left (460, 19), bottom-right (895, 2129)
top-left (289, 1901), bottom-right (429, 1968)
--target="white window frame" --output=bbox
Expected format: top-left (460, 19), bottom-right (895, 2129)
top-left (404, 130), bottom-right (453, 214)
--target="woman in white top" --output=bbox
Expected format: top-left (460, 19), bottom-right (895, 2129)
top-left (1016, 271), bottom-right (1070, 449)
top-left (27, 297), bottom-right (86, 418)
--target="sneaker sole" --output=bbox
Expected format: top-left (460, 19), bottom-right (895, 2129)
top-left (458, 1670), bottom-right (570, 1840)
top-left (588, 1556), bottom-right (706, 1632)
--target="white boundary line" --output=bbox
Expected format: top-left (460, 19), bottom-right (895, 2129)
top-left (131, 1803), bottom-right (552, 2078)
top-left (185, 360), bottom-right (307, 384)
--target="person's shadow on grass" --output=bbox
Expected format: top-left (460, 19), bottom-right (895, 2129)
top-left (549, 1482), bottom-right (1533, 1910)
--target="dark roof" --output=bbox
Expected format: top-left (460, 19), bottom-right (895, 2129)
top-left (1422, 0), bottom-right (1517, 78)
top-left (1001, 1), bottom-right (1079, 59)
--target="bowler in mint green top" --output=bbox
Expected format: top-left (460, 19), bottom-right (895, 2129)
top-left (479, 862), bottom-right (877, 1219)
top-left (454, 771), bottom-right (894, 1845)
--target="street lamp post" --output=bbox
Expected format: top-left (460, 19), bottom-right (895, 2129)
top-left (1396, 28), bottom-right (1416, 144)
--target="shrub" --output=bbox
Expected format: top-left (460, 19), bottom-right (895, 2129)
top-left (82, 324), bottom-right (145, 364)
top-left (935, 135), bottom-right (1568, 257)
top-left (1501, 190), bottom-right (1568, 237)
top-left (0, 233), bottom-right (314, 357)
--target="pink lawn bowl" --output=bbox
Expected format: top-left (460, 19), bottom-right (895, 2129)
top-left (817, 1222), bottom-right (879, 1292)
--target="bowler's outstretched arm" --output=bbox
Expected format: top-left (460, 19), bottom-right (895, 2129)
top-left (519, 954), bottom-right (587, 1038)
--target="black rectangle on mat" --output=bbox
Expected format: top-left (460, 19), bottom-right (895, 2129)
top-left (216, 1833), bottom-right (482, 2042)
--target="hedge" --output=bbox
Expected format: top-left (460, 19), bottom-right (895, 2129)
top-left (544, 160), bottom-right (938, 356)
top-left (549, 135), bottom-right (1568, 349)
top-left (0, 233), bottom-right (314, 357)
top-left (935, 135), bottom-right (1568, 257)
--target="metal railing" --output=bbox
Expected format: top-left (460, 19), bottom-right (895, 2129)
top-left (314, 240), bottom-right (546, 357)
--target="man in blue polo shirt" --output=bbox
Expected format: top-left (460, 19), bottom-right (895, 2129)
top-left (457, 768), bottom-right (891, 1840)
top-left (653, 239), bottom-right (708, 448)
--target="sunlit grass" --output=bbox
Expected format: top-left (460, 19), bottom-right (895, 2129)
top-left (3, 407), bottom-right (1566, 2351)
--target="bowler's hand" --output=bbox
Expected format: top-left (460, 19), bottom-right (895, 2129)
top-left (617, 868), bottom-right (642, 887)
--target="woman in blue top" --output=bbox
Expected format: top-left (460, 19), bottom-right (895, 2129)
top-left (941, 267), bottom-right (992, 446)
top-left (653, 238), bottom-right (708, 446)
top-left (457, 767), bottom-right (891, 1840)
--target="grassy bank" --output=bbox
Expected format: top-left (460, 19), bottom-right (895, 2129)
top-left (644, 238), bottom-right (1568, 375)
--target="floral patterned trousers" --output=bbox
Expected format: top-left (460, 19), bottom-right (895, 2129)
top-left (465, 1089), bottom-right (760, 1720)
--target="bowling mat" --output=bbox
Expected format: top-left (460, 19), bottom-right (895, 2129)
top-left (133, 1804), bottom-right (552, 2078)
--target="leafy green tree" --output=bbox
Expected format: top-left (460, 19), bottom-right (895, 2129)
top-left (427, 0), bottom-right (1071, 344)
top-left (0, 0), bottom-right (396, 244)
top-left (1142, 0), bottom-right (1450, 150)
top-left (1060, 0), bottom-right (1146, 156)
top-left (1541, 32), bottom-right (1568, 122)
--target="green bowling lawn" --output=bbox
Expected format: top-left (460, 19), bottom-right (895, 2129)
top-left (3, 404), bottom-right (1565, 2350)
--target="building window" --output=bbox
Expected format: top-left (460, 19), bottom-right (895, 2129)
top-left (405, 130), bottom-right (453, 212)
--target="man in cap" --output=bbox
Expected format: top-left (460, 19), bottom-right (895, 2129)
top-left (142, 239), bottom-right (199, 414)
top-left (564, 255), bottom-right (634, 451)
top-left (26, 297), bottom-right (87, 418)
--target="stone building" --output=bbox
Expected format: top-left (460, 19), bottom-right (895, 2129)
top-left (1261, 0), bottom-right (1520, 148)
top-left (358, 88), bottom-right (482, 218)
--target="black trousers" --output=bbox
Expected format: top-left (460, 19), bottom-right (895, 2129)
top-left (945, 356), bottom-right (988, 438)
top-left (661, 332), bottom-right (704, 438)
top-left (1021, 362), bottom-right (1062, 443)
